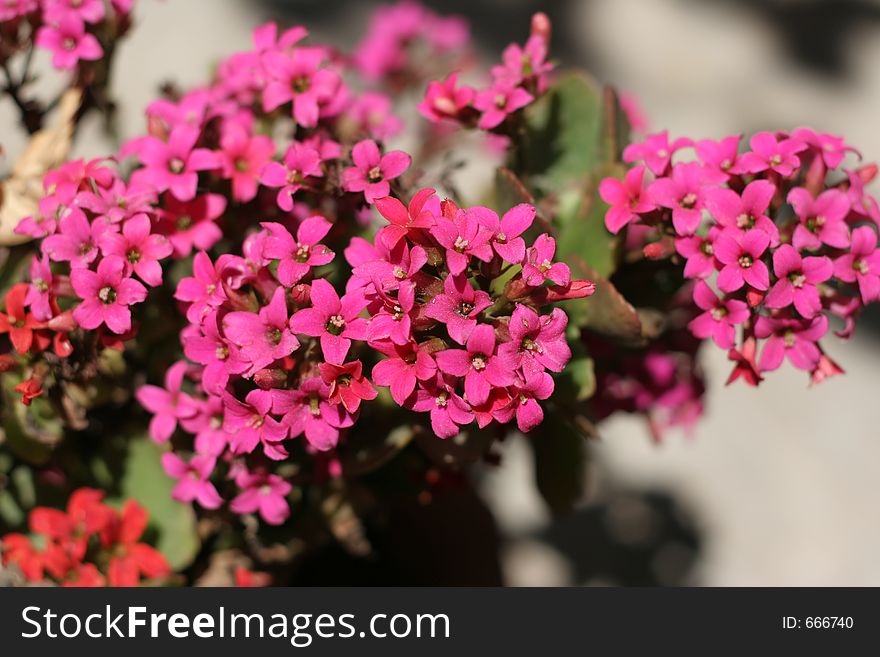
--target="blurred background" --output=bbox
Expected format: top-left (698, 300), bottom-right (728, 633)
top-left (4, 0), bottom-right (880, 585)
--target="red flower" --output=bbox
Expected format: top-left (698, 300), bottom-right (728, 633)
top-left (0, 283), bottom-right (45, 354)
top-left (102, 501), bottom-right (171, 586)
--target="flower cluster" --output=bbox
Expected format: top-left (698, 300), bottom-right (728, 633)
top-left (136, 191), bottom-right (593, 524)
top-left (600, 128), bottom-right (880, 384)
top-left (0, 0), bottom-right (134, 71)
top-left (1, 488), bottom-right (170, 586)
top-left (418, 12), bottom-right (553, 131)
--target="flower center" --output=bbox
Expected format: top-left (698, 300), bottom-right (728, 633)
top-left (854, 258), bottom-right (869, 275)
top-left (456, 302), bottom-right (474, 317)
top-left (367, 166), bottom-right (383, 183)
top-left (79, 241), bottom-right (94, 256)
top-left (522, 337), bottom-right (541, 353)
top-left (235, 158), bottom-right (250, 172)
top-left (169, 157), bottom-right (186, 174)
top-left (308, 395), bottom-right (321, 416)
top-left (63, 37), bottom-right (76, 51)
top-left (34, 278), bottom-right (49, 293)
top-left (393, 266), bottom-right (407, 279)
top-left (700, 241), bottom-right (714, 257)
top-left (806, 215), bottom-right (826, 233)
top-left (433, 97), bottom-right (458, 116)
top-left (769, 154), bottom-right (782, 167)
top-left (789, 272), bottom-right (806, 288)
top-left (494, 93), bottom-right (507, 108)
top-left (735, 213), bottom-right (754, 229)
top-left (453, 236), bottom-right (469, 252)
top-left (248, 414), bottom-right (265, 429)
top-left (260, 485), bottom-right (272, 496)
top-left (392, 304), bottom-right (404, 320)
top-left (539, 258), bottom-right (553, 273)
top-left (710, 307), bottom-right (727, 321)
top-left (471, 354), bottom-right (487, 371)
top-left (176, 214), bottom-right (193, 230)
top-left (326, 315), bottom-right (346, 335)
top-left (496, 232), bottom-right (507, 243)
top-left (738, 255), bottom-right (753, 269)
top-left (720, 158), bottom-right (732, 170)
top-left (783, 329), bottom-right (796, 348)
top-left (215, 345), bottom-right (229, 360)
top-left (268, 328), bottom-right (283, 345)
top-left (681, 193), bottom-right (697, 209)
top-left (295, 242), bottom-right (311, 262)
top-left (98, 286), bottom-right (116, 304)
top-left (292, 76), bottom-right (310, 93)
top-left (127, 248), bottom-right (141, 264)
top-left (435, 391), bottom-right (448, 407)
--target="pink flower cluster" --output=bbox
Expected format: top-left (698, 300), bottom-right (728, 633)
top-left (136, 192), bottom-right (593, 524)
top-left (600, 128), bottom-right (879, 384)
top-left (0, 0), bottom-right (134, 71)
top-left (418, 12), bottom-right (553, 131)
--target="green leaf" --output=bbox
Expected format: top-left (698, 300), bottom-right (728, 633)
top-left (118, 436), bottom-right (199, 571)
top-left (563, 260), bottom-right (645, 346)
top-left (530, 414), bottom-right (588, 514)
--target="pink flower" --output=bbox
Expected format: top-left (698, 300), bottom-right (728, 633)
top-left (687, 281), bottom-right (749, 348)
top-left (473, 82), bottom-right (533, 130)
top-left (418, 72), bottom-right (475, 123)
top-left (425, 274), bottom-right (493, 345)
top-left (290, 279), bottom-right (368, 364)
top-left (366, 281), bottom-right (416, 345)
top-left (764, 245), bottom-right (833, 318)
top-left (42, 208), bottom-right (108, 269)
top-left (411, 375), bottom-right (474, 438)
top-left (217, 122), bottom-right (275, 202)
top-left (75, 177), bottom-right (157, 225)
top-left (600, 165), bottom-right (656, 234)
top-left (788, 187), bottom-right (851, 251)
top-left (161, 453), bottom-right (223, 509)
top-left (259, 142), bottom-right (323, 212)
top-left (157, 193), bottom-right (226, 257)
top-left (26, 255), bottom-right (55, 321)
top-left (431, 207), bottom-right (494, 276)
top-left (371, 341), bottom-right (438, 405)
top-left (342, 140), bottom-right (411, 203)
top-left (713, 229), bottom-right (771, 293)
top-left (623, 131), bottom-right (693, 176)
top-left (493, 35), bottom-right (554, 92)
top-left (98, 213), bottom-right (173, 287)
top-left (522, 234), bottom-right (571, 287)
top-left (230, 470), bottom-right (291, 525)
top-left (704, 179), bottom-right (779, 243)
top-left (502, 370), bottom-right (555, 433)
top-left (695, 135), bottom-right (741, 180)
top-left (479, 203), bottom-right (535, 264)
top-left (261, 217), bottom-right (334, 287)
top-left (318, 360), bottom-right (377, 414)
top-left (833, 226), bottom-right (880, 304)
top-left (262, 47), bottom-right (344, 128)
top-left (223, 287), bottom-right (300, 377)
top-left (71, 256), bottom-right (148, 334)
top-left (35, 14), bottom-right (103, 70)
top-left (345, 91), bottom-right (403, 141)
top-left (435, 324), bottom-right (515, 405)
top-left (374, 188), bottom-right (438, 249)
top-left (737, 132), bottom-right (807, 177)
top-left (174, 251), bottom-right (231, 323)
top-left (223, 389), bottom-right (289, 460)
top-left (130, 125), bottom-right (219, 201)
top-left (44, 0), bottom-right (105, 23)
top-left (755, 315), bottom-right (828, 372)
top-left (182, 311), bottom-right (247, 394)
top-left (271, 379), bottom-right (351, 451)
top-left (648, 162), bottom-right (708, 235)
top-left (353, 241), bottom-right (427, 295)
top-left (791, 127), bottom-right (858, 170)
top-left (135, 361), bottom-right (199, 443)
top-left (675, 230), bottom-right (719, 279)
top-left (497, 305), bottom-right (570, 376)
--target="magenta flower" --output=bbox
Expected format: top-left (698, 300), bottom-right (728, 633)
top-left (764, 245), bottom-right (833, 318)
top-left (791, 127), bottom-right (858, 170)
top-left (833, 226), bottom-right (880, 304)
top-left (271, 378), bottom-right (352, 451)
top-left (181, 396), bottom-right (231, 457)
top-left (223, 287), bottom-right (300, 377)
top-left (374, 188), bottom-right (438, 249)
top-left (704, 179), bottom-right (779, 243)
top-left (502, 370), bottom-right (555, 433)
top-left (131, 125), bottom-right (219, 201)
top-left (15, 195), bottom-right (65, 239)
top-left (435, 324), bottom-right (515, 405)
top-left (418, 72), bottom-right (475, 123)
top-left (478, 204), bottom-right (535, 264)
top-left (230, 470), bottom-right (292, 525)
top-left (411, 375), bottom-right (474, 439)
top-left (182, 311), bottom-right (247, 394)
top-left (713, 229), bottom-right (771, 293)
top-left (223, 389), bottom-right (289, 460)
top-left (431, 207), bottom-right (494, 276)
top-left (290, 279), bottom-right (368, 364)
top-left (342, 140), bottom-right (411, 203)
top-left (623, 131), bottom-right (693, 176)
top-left (35, 14), bottom-right (103, 70)
top-left (175, 251), bottom-right (234, 323)
top-left (43, 0), bottom-right (106, 24)
top-left (648, 162), bottom-right (708, 235)
top-left (788, 187), bottom-right (851, 251)
top-left (353, 241), bottom-right (427, 295)
top-left (25, 255), bottom-right (55, 321)
top-left (318, 360), bottom-right (377, 414)
top-left (366, 281), bottom-right (416, 345)
top-left (371, 340), bottom-right (438, 405)
top-left (497, 305), bottom-right (571, 376)
top-left (71, 255), bottom-right (148, 334)
top-left (737, 132), bottom-right (807, 177)
top-left (261, 217), bottom-right (335, 287)
top-left (262, 47), bottom-right (344, 128)
top-left (260, 142), bottom-right (324, 212)
top-left (161, 453), bottom-right (223, 510)
top-left (158, 193), bottom-right (226, 257)
top-left (688, 281), bottom-right (749, 349)
top-left (425, 274), bottom-right (493, 345)
top-left (346, 91), bottom-right (403, 141)
top-left (675, 229), bottom-right (720, 279)
top-left (473, 82), bottom-right (533, 130)
top-left (217, 122), bottom-right (275, 202)
top-left (136, 361), bottom-right (199, 443)
top-left (98, 213), bottom-right (173, 287)
top-left (42, 208), bottom-right (108, 269)
top-left (695, 135), bottom-right (741, 180)
top-left (76, 177), bottom-right (157, 225)
top-left (600, 165), bottom-right (656, 234)
top-left (755, 315), bottom-right (828, 373)
top-left (523, 234), bottom-right (571, 287)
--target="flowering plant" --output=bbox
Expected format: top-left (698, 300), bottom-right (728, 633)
top-left (0, 1), bottom-right (877, 586)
